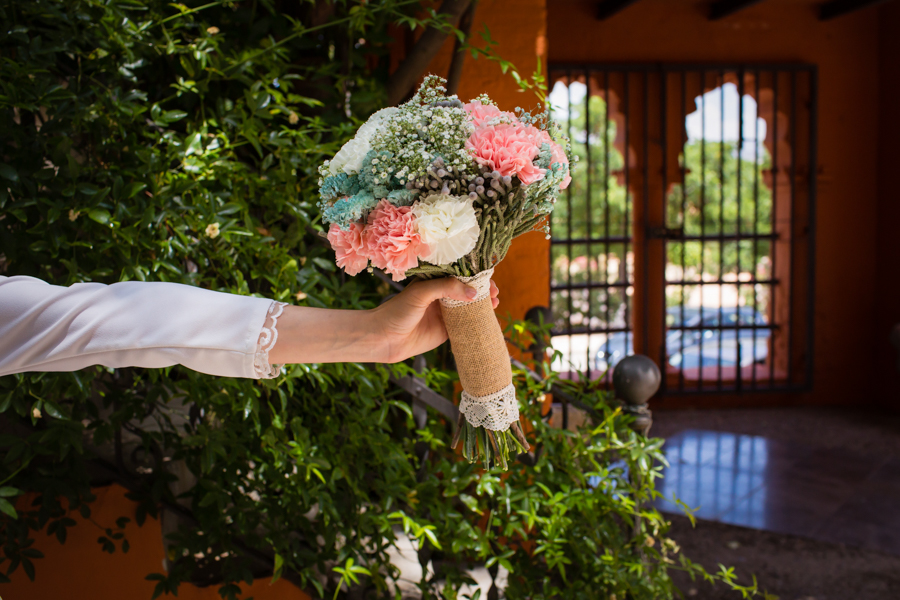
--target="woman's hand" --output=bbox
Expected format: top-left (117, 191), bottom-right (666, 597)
top-left (267, 278), bottom-right (499, 365)
top-left (371, 277), bottom-right (500, 363)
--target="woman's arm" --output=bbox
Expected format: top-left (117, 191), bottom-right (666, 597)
top-left (268, 277), bottom-right (499, 365)
top-left (0, 275), bottom-right (499, 378)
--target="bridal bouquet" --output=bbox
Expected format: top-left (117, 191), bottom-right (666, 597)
top-left (318, 76), bottom-right (572, 470)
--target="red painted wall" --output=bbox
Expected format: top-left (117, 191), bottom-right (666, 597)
top-left (548, 0), bottom-right (887, 406)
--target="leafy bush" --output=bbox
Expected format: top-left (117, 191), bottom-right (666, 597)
top-left (0, 1), bottom-right (770, 598)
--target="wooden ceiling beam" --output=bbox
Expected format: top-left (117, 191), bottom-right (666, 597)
top-left (819, 0), bottom-right (895, 20)
top-left (596, 0), bottom-right (644, 20)
top-left (709, 0), bottom-right (769, 20)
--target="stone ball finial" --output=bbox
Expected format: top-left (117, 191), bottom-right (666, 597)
top-left (613, 355), bottom-right (661, 406)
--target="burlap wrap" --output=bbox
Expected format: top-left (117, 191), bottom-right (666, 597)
top-left (440, 269), bottom-right (518, 431)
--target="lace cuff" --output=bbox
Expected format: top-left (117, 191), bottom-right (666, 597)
top-left (253, 301), bottom-right (287, 379)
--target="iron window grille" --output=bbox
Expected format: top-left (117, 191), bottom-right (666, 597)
top-left (547, 64), bottom-right (817, 395)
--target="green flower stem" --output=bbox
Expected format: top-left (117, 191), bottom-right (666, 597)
top-left (464, 420), bottom-right (476, 462)
top-left (456, 421), bottom-right (521, 471)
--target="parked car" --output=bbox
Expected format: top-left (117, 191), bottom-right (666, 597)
top-left (594, 306), bottom-right (770, 372)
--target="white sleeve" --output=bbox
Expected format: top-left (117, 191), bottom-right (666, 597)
top-left (0, 275), bottom-right (286, 379)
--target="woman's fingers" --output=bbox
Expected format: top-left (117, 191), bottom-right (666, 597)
top-left (405, 277), bottom-right (475, 307)
top-left (405, 277), bottom-right (498, 308)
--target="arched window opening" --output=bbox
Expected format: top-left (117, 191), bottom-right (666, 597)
top-left (547, 65), bottom-right (817, 395)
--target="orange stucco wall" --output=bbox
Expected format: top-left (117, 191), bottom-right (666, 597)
top-left (3, 485), bottom-right (311, 600)
top-left (426, 0), bottom-right (551, 324)
top-left (548, 0), bottom-right (891, 407)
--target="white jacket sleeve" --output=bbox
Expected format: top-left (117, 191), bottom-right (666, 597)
top-left (0, 275), bottom-right (284, 379)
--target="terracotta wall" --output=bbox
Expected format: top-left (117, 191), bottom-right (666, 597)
top-left (3, 484), bottom-right (311, 600)
top-left (427, 0), bottom-right (551, 324)
top-left (548, 0), bottom-right (887, 407)
top-left (875, 2), bottom-right (900, 407)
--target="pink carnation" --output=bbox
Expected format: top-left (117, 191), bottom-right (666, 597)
top-left (466, 123), bottom-right (546, 185)
top-left (364, 200), bottom-right (427, 282)
top-left (327, 222), bottom-right (369, 276)
top-left (463, 102), bottom-right (516, 128)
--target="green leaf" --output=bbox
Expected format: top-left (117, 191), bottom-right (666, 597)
top-left (0, 163), bottom-right (18, 181)
top-left (251, 92), bottom-right (271, 111)
top-left (271, 552), bottom-right (283, 583)
top-left (88, 209), bottom-right (110, 225)
top-left (184, 132), bottom-right (203, 156)
top-left (124, 182), bottom-right (147, 199)
top-left (0, 487), bottom-right (21, 498)
top-left (163, 110), bottom-right (188, 122)
top-left (0, 498), bottom-right (18, 519)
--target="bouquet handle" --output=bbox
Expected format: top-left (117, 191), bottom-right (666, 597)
top-left (440, 268), bottom-right (519, 431)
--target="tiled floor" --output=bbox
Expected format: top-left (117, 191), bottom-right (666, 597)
top-left (653, 429), bottom-right (900, 556)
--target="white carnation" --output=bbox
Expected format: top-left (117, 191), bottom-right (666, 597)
top-left (413, 194), bottom-right (480, 265)
top-left (329, 107), bottom-right (399, 176)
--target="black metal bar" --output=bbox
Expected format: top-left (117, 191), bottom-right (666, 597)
top-left (552, 281), bottom-right (633, 291)
top-left (669, 323), bottom-right (777, 332)
top-left (752, 69), bottom-right (760, 391)
top-left (769, 69), bottom-right (778, 390)
top-left (596, 0), bottom-right (645, 20)
top-left (566, 71), bottom-right (574, 348)
top-left (604, 70), bottom-right (612, 368)
top-left (624, 72), bottom-right (633, 363)
top-left (737, 68), bottom-right (744, 393)
top-left (671, 232), bottom-right (778, 242)
top-left (717, 71), bottom-right (726, 391)
top-left (559, 277), bottom-right (780, 290)
top-left (709, 0), bottom-right (768, 20)
top-left (679, 70), bottom-right (688, 393)
top-left (586, 70), bottom-right (594, 372)
top-left (665, 277), bottom-right (780, 287)
top-left (642, 70), bottom-right (650, 357)
top-left (699, 69), bottom-right (707, 389)
top-left (819, 0), bottom-right (892, 21)
top-left (806, 66), bottom-right (819, 391)
top-left (661, 69), bottom-right (669, 394)
top-left (551, 236), bottom-right (633, 245)
top-left (550, 325), bottom-right (633, 336)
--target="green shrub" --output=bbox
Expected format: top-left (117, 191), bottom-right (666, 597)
top-left (0, 1), bottom-right (771, 598)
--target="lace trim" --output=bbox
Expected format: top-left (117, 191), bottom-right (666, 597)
top-left (459, 382), bottom-right (519, 431)
top-left (439, 268), bottom-right (494, 308)
top-left (253, 301), bottom-right (287, 379)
